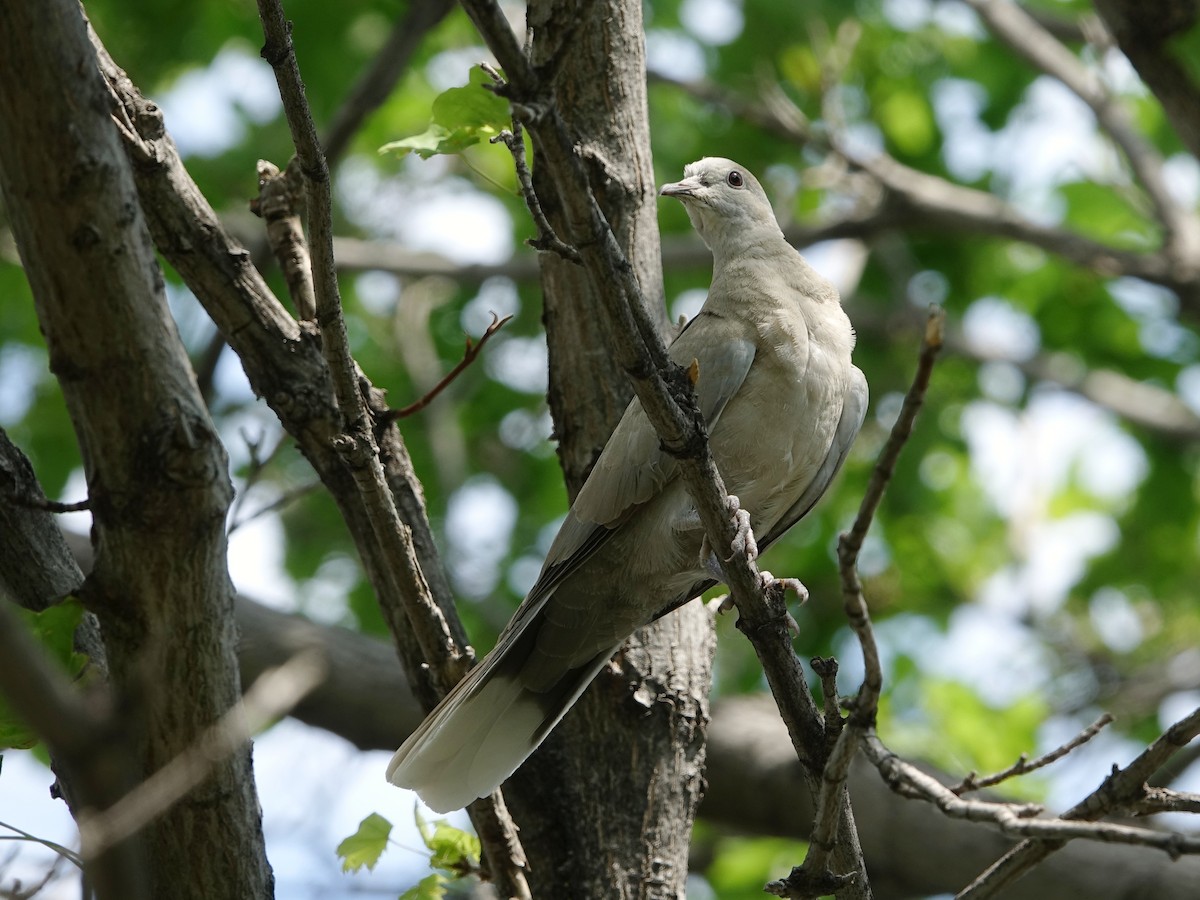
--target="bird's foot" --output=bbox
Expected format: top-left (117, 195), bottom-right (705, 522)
top-left (757, 571), bottom-right (805, 636)
top-left (759, 569), bottom-right (808, 604)
top-left (699, 494), bottom-right (758, 580)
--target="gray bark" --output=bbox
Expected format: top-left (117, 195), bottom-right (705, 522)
top-left (0, 1), bottom-right (272, 897)
top-left (493, 1), bottom-right (715, 897)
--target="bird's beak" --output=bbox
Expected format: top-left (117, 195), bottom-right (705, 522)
top-left (660, 176), bottom-right (700, 199)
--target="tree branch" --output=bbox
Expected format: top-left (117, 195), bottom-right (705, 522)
top-left (380, 312), bottom-right (513, 423)
top-left (460, 5), bottom-right (872, 892)
top-left (252, 4), bottom-right (530, 894)
top-left (770, 309), bottom-right (944, 899)
top-left (959, 705), bottom-right (1200, 898)
top-left (963, 0), bottom-right (1200, 263)
top-left (952, 714), bottom-right (1115, 796)
top-left (1093, 0), bottom-right (1200, 162)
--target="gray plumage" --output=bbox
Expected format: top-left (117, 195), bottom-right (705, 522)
top-left (386, 157), bottom-right (868, 812)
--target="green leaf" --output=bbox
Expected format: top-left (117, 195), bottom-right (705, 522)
top-left (381, 67), bottom-right (509, 159)
top-left (415, 806), bottom-right (480, 874)
top-left (877, 88), bottom-right (936, 157)
top-left (1058, 181), bottom-right (1156, 248)
top-left (426, 821), bottom-right (481, 872)
top-left (0, 599), bottom-right (87, 751)
top-left (706, 836), bottom-right (809, 899)
top-left (400, 873), bottom-right (446, 900)
top-left (335, 812), bottom-right (392, 873)
top-left (432, 66), bottom-right (509, 133)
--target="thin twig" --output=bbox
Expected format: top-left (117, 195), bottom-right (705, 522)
top-left (963, 0), bottom-right (1200, 262)
top-left (2, 493), bottom-right (90, 514)
top-left (227, 481), bottom-right (321, 535)
top-left (952, 714), bottom-right (1115, 795)
top-left (780, 314), bottom-right (944, 897)
top-left (380, 312), bottom-right (513, 423)
top-left (0, 820), bottom-right (83, 869)
top-left (482, 65), bottom-right (580, 264)
top-left (227, 428), bottom-right (290, 529)
top-left (253, 6), bottom-right (530, 895)
top-left (78, 650), bottom-right (328, 862)
top-left (959, 706), bottom-right (1200, 898)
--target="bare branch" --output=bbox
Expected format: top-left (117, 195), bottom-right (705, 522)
top-left (1135, 786), bottom-right (1200, 816)
top-left (952, 714), bottom-right (1115, 795)
top-left (960, 706), bottom-right (1200, 898)
top-left (772, 311), bottom-right (944, 898)
top-left (1, 493), bottom-right (90, 514)
top-left (227, 481), bottom-right (321, 535)
top-left (963, 0), bottom-right (1200, 262)
top-left (381, 312), bottom-right (512, 422)
top-left (78, 650), bottom-right (327, 862)
top-left (251, 158), bottom-right (316, 320)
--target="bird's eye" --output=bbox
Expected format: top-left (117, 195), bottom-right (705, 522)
top-left (727, 170), bottom-right (744, 188)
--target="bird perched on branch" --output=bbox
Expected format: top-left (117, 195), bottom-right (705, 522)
top-left (387, 157), bottom-right (868, 812)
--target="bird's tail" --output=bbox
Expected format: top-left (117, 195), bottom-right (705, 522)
top-left (386, 612), bottom-right (618, 813)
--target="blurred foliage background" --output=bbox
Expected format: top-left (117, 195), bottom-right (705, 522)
top-left (2, 0), bottom-right (1198, 895)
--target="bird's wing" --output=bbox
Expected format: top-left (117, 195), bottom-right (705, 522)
top-left (757, 363), bottom-right (869, 548)
top-left (567, 309), bottom-right (758, 530)
top-left (520, 310), bottom-right (756, 600)
top-left (649, 363), bottom-right (868, 621)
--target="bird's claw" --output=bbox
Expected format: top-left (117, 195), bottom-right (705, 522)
top-left (727, 505), bottom-right (759, 563)
top-left (758, 570), bottom-right (809, 606)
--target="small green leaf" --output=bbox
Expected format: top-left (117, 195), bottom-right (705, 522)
top-left (414, 806), bottom-right (480, 874)
top-left (381, 66), bottom-right (510, 159)
top-left (335, 812), bottom-right (392, 873)
top-left (426, 821), bottom-right (481, 872)
top-left (877, 88), bottom-right (935, 157)
top-left (431, 67), bottom-right (509, 133)
top-left (0, 599), bottom-right (88, 750)
top-left (400, 873), bottom-right (446, 900)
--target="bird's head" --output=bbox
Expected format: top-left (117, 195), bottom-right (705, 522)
top-left (660, 158), bottom-right (781, 255)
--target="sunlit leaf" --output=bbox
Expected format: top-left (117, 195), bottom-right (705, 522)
top-left (335, 812), bottom-right (392, 873)
top-left (381, 66), bottom-right (509, 159)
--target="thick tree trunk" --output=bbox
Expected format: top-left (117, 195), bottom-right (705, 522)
top-left (499, 2), bottom-right (716, 897)
top-left (0, 2), bottom-right (272, 897)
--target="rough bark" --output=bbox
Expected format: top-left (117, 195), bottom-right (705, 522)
top-left (91, 32), bottom-right (533, 894)
top-left (490, 1), bottom-right (715, 897)
top-left (0, 2), bottom-right (271, 897)
top-left (530, 0), bottom-right (672, 491)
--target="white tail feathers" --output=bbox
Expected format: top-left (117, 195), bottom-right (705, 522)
top-left (386, 637), bottom-right (619, 813)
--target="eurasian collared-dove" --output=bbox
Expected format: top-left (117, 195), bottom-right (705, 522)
top-left (386, 157), bottom-right (868, 812)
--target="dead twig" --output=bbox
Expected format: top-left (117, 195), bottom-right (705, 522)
top-left (777, 310), bottom-right (944, 898)
top-left (379, 312), bottom-right (513, 424)
top-left (952, 714), bottom-right (1115, 795)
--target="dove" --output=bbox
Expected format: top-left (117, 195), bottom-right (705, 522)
top-left (387, 157), bottom-right (868, 812)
